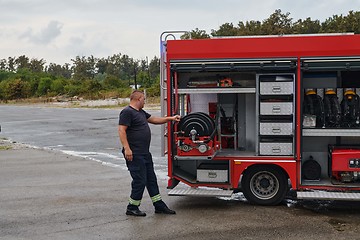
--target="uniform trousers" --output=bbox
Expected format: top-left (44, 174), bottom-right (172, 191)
top-left (125, 153), bottom-right (162, 208)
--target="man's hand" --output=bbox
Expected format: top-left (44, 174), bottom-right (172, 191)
top-left (124, 147), bottom-right (133, 161)
top-left (172, 115), bottom-right (181, 122)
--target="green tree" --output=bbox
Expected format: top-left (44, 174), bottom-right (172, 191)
top-left (344, 11), bottom-right (360, 33)
top-left (47, 63), bottom-right (64, 77)
top-left (72, 56), bottom-right (96, 80)
top-left (293, 17), bottom-right (321, 34)
top-left (96, 58), bottom-right (108, 74)
top-left (321, 11), bottom-right (360, 34)
top-left (321, 14), bottom-right (344, 33)
top-left (105, 54), bottom-right (122, 76)
top-left (0, 59), bottom-right (7, 71)
top-left (181, 28), bottom-right (210, 39)
top-left (211, 23), bottom-right (239, 36)
top-left (7, 57), bottom-right (16, 72)
top-left (148, 56), bottom-right (160, 82)
top-left (29, 58), bottom-right (46, 73)
top-left (37, 77), bottom-right (52, 96)
top-left (261, 9), bottom-right (293, 35)
top-left (119, 54), bottom-right (135, 82)
top-left (15, 55), bottom-right (30, 71)
top-left (238, 20), bottom-right (262, 35)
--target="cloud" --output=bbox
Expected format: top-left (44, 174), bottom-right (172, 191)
top-left (20, 20), bottom-right (63, 45)
top-left (0, 0), bottom-right (358, 65)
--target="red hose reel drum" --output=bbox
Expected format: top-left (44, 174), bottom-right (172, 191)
top-left (175, 112), bottom-right (219, 157)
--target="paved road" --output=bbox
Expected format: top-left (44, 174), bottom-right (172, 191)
top-left (0, 105), bottom-right (167, 173)
top-left (2, 142), bottom-right (360, 240)
top-left (2, 105), bottom-right (360, 239)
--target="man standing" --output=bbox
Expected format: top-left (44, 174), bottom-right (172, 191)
top-left (118, 90), bottom-right (180, 217)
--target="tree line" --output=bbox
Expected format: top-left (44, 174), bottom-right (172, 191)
top-left (1, 9), bottom-right (359, 101)
top-left (182, 9), bottom-right (360, 38)
top-left (0, 54), bottom-right (160, 101)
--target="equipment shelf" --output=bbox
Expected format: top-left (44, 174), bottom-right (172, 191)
top-left (175, 88), bottom-right (256, 94)
top-left (303, 128), bottom-right (360, 136)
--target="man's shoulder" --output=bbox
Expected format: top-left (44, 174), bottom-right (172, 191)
top-left (120, 106), bottom-right (135, 114)
top-left (121, 106), bottom-right (131, 111)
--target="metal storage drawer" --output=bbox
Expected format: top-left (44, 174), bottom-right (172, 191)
top-left (197, 169), bottom-right (228, 182)
top-left (260, 122), bottom-right (293, 136)
top-left (260, 102), bottom-right (293, 115)
top-left (260, 81), bottom-right (293, 95)
top-left (259, 142), bottom-right (293, 155)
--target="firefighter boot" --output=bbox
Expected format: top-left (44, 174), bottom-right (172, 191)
top-left (154, 200), bottom-right (176, 214)
top-left (126, 204), bottom-right (146, 217)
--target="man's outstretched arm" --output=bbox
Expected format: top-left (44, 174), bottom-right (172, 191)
top-left (147, 115), bottom-right (181, 124)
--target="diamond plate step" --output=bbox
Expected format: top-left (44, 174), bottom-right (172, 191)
top-left (297, 191), bottom-right (360, 201)
top-left (168, 187), bottom-right (233, 197)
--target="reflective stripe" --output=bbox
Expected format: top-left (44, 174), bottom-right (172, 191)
top-left (129, 198), bottom-right (141, 206)
top-left (151, 194), bottom-right (162, 203)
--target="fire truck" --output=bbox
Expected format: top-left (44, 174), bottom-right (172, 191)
top-left (159, 31), bottom-right (360, 205)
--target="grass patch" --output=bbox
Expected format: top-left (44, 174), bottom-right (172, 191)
top-left (0, 145), bottom-right (12, 150)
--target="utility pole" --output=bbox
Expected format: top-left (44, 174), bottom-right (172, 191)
top-left (134, 62), bottom-right (137, 89)
top-left (146, 56), bottom-right (150, 83)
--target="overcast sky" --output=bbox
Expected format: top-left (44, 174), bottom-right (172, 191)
top-left (0, 0), bottom-right (359, 65)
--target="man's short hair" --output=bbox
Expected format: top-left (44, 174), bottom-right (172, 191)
top-left (130, 90), bottom-right (144, 101)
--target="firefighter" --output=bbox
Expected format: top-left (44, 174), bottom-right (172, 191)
top-left (118, 90), bottom-right (180, 216)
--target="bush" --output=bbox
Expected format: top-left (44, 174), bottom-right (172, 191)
top-left (2, 79), bottom-right (31, 100)
top-left (64, 83), bottom-right (82, 97)
top-left (145, 85), bottom-right (160, 97)
top-left (0, 80), bottom-right (5, 100)
top-left (103, 75), bottom-right (126, 89)
top-left (50, 78), bottom-right (67, 94)
top-left (117, 88), bottom-right (132, 98)
top-left (82, 79), bottom-right (103, 99)
top-left (37, 77), bottom-right (52, 96)
top-left (0, 71), bottom-right (14, 82)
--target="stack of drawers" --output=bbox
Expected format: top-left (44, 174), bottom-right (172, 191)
top-left (258, 74), bottom-right (295, 156)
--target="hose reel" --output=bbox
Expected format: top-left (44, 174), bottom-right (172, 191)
top-left (175, 112), bottom-right (219, 157)
top-left (177, 112), bottom-right (215, 138)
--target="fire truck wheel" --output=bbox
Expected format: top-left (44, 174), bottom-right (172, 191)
top-left (242, 165), bottom-right (288, 205)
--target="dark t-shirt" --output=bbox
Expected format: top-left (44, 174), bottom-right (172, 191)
top-left (118, 106), bottom-right (151, 154)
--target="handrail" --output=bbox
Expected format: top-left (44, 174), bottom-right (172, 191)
top-left (160, 31), bottom-right (189, 91)
top-left (159, 31), bottom-right (189, 157)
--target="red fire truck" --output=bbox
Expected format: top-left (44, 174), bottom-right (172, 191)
top-left (160, 31), bottom-right (360, 205)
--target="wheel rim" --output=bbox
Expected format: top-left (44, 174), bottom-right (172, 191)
top-left (249, 171), bottom-right (279, 200)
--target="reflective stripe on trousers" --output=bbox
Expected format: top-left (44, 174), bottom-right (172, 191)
top-left (125, 153), bottom-right (162, 205)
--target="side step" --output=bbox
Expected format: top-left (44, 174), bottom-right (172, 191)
top-left (168, 186), bottom-right (233, 197)
top-left (297, 191), bottom-right (360, 201)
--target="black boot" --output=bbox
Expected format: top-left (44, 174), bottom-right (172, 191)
top-left (126, 205), bottom-right (146, 217)
top-left (154, 201), bottom-right (176, 214)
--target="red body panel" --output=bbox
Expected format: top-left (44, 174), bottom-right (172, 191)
top-left (167, 34), bottom-right (360, 60)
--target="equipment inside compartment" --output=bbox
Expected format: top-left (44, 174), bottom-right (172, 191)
top-left (329, 146), bottom-right (360, 183)
top-left (303, 88), bottom-right (360, 128)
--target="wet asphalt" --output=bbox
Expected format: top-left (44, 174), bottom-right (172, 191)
top-left (1, 105), bottom-right (360, 239)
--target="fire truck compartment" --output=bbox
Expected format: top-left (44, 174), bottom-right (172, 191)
top-left (161, 33), bottom-right (360, 203)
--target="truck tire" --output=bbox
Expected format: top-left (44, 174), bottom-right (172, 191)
top-left (242, 165), bottom-right (288, 205)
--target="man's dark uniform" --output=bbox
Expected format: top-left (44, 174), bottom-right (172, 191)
top-left (119, 106), bottom-right (164, 210)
